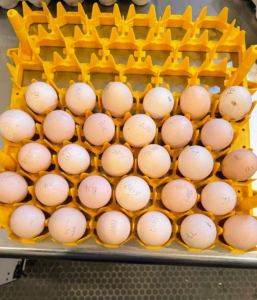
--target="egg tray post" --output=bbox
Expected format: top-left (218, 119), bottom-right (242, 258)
top-left (1, 1), bottom-right (257, 253)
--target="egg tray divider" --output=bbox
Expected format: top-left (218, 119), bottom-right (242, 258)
top-left (0, 1), bottom-right (257, 253)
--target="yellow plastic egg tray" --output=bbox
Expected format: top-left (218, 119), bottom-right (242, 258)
top-left (0, 1), bottom-right (257, 253)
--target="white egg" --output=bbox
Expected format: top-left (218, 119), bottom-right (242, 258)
top-left (43, 110), bottom-right (75, 144)
top-left (10, 205), bottom-right (45, 238)
top-left (115, 176), bottom-right (150, 211)
top-left (0, 109), bottom-right (35, 142)
top-left (143, 87), bottom-right (174, 119)
top-left (57, 144), bottom-right (90, 175)
top-left (137, 211), bottom-right (172, 246)
top-left (18, 142), bottom-right (52, 173)
top-left (0, 172), bottom-right (28, 204)
top-left (78, 175), bottom-right (112, 209)
top-left (48, 207), bottom-right (87, 243)
top-left (123, 114), bottom-right (156, 147)
top-left (83, 113), bottom-right (115, 146)
top-left (96, 210), bottom-right (131, 245)
top-left (65, 82), bottom-right (96, 115)
top-left (138, 144), bottom-right (171, 178)
top-left (35, 174), bottom-right (69, 206)
top-left (25, 81), bottom-right (58, 114)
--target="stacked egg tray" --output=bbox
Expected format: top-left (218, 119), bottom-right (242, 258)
top-left (1, 1), bottom-right (257, 253)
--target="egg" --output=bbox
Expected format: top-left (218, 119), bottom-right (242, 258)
top-left (123, 114), bottom-right (156, 147)
top-left (180, 214), bottom-right (217, 249)
top-left (180, 86), bottom-right (211, 120)
top-left (83, 113), bottom-right (115, 146)
top-left (65, 82), bottom-right (96, 115)
top-left (25, 81), bottom-right (58, 114)
top-left (10, 205), bottom-right (45, 238)
top-left (201, 181), bottom-right (237, 215)
top-left (18, 142), bottom-right (52, 173)
top-left (0, 172), bottom-right (28, 204)
top-left (223, 215), bottom-right (257, 250)
top-left (35, 174), bottom-right (69, 206)
top-left (115, 176), bottom-right (150, 211)
top-left (200, 119), bottom-right (234, 150)
top-left (48, 207), bottom-right (87, 243)
top-left (143, 87), bottom-right (174, 119)
top-left (178, 146), bottom-right (213, 180)
top-left (218, 86), bottom-right (252, 121)
top-left (57, 144), bottom-right (90, 175)
top-left (0, 109), bottom-right (35, 142)
top-left (78, 175), bottom-right (112, 209)
top-left (138, 144), bottom-right (171, 178)
top-left (43, 110), bottom-right (75, 144)
top-left (161, 115), bottom-right (193, 148)
top-left (161, 179), bottom-right (197, 212)
top-left (137, 211), bottom-right (172, 246)
top-left (101, 144), bottom-right (134, 177)
top-left (221, 149), bottom-right (257, 181)
top-left (96, 210), bottom-right (131, 245)
top-left (101, 82), bottom-right (133, 117)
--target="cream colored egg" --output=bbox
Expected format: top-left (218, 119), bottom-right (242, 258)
top-left (137, 211), bottom-right (172, 246)
top-left (223, 215), bottom-right (257, 250)
top-left (123, 114), bottom-right (156, 147)
top-left (78, 175), bottom-right (112, 209)
top-left (0, 172), bottom-right (28, 204)
top-left (101, 144), bottom-right (134, 177)
top-left (161, 115), bottom-right (193, 148)
top-left (138, 144), bottom-right (171, 178)
top-left (178, 146), bottom-right (213, 180)
top-left (18, 143), bottom-right (52, 173)
top-left (115, 176), bottom-right (150, 211)
top-left (161, 179), bottom-right (197, 212)
top-left (201, 181), bottom-right (237, 215)
top-left (180, 86), bottom-right (211, 120)
top-left (143, 87), bottom-right (174, 119)
top-left (0, 109), bottom-right (35, 142)
top-left (43, 110), bottom-right (75, 144)
top-left (10, 205), bottom-right (45, 238)
top-left (101, 82), bottom-right (133, 117)
top-left (83, 113), bottom-right (115, 146)
top-left (25, 81), bottom-right (58, 114)
top-left (57, 144), bottom-right (90, 175)
top-left (96, 211), bottom-right (131, 245)
top-left (48, 207), bottom-right (87, 243)
top-left (221, 149), bottom-right (257, 181)
top-left (218, 86), bottom-right (252, 121)
top-left (180, 214), bottom-right (217, 249)
top-left (35, 174), bottom-right (69, 206)
top-left (65, 82), bottom-right (96, 115)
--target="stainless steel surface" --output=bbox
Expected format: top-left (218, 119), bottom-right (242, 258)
top-left (0, 0), bottom-right (257, 266)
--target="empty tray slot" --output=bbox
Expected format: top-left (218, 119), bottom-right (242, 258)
top-left (75, 48), bottom-right (101, 63)
top-left (215, 52), bottom-right (239, 68)
top-left (109, 49), bottom-right (135, 64)
top-left (28, 23), bottom-right (50, 35)
top-left (96, 25), bottom-right (116, 38)
top-left (198, 76), bottom-right (225, 94)
top-left (125, 74), bottom-right (153, 92)
top-left (132, 26), bottom-right (151, 40)
top-left (39, 46), bottom-right (65, 61)
top-left (22, 70), bottom-right (44, 87)
top-left (59, 24), bottom-right (83, 37)
top-left (144, 50), bottom-right (171, 66)
top-left (166, 27), bottom-right (187, 40)
top-left (54, 71), bottom-right (80, 88)
top-left (161, 75), bottom-right (189, 92)
top-left (178, 51), bottom-right (207, 67)
top-left (198, 28), bottom-right (223, 42)
top-left (89, 73), bottom-right (117, 90)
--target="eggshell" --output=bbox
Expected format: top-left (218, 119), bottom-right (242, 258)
top-left (18, 142), bottom-right (52, 173)
top-left (78, 175), bottom-right (112, 209)
top-left (0, 172), bottom-right (28, 204)
top-left (25, 81), bottom-right (58, 114)
top-left (123, 114), bottom-right (156, 147)
top-left (180, 214), bottom-right (217, 249)
top-left (10, 205), bottom-right (45, 238)
top-left (137, 211), bottom-right (172, 246)
top-left (0, 109), bottom-right (35, 142)
top-left (96, 211), bottom-right (131, 245)
top-left (143, 87), bottom-right (174, 119)
top-left (223, 215), bottom-right (257, 250)
top-left (138, 144), bottom-right (171, 178)
top-left (65, 82), bottom-right (96, 115)
top-left (48, 207), bottom-right (87, 243)
top-left (221, 149), bottom-right (257, 181)
top-left (101, 82), bottom-right (133, 117)
top-left (83, 113), bottom-right (115, 146)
